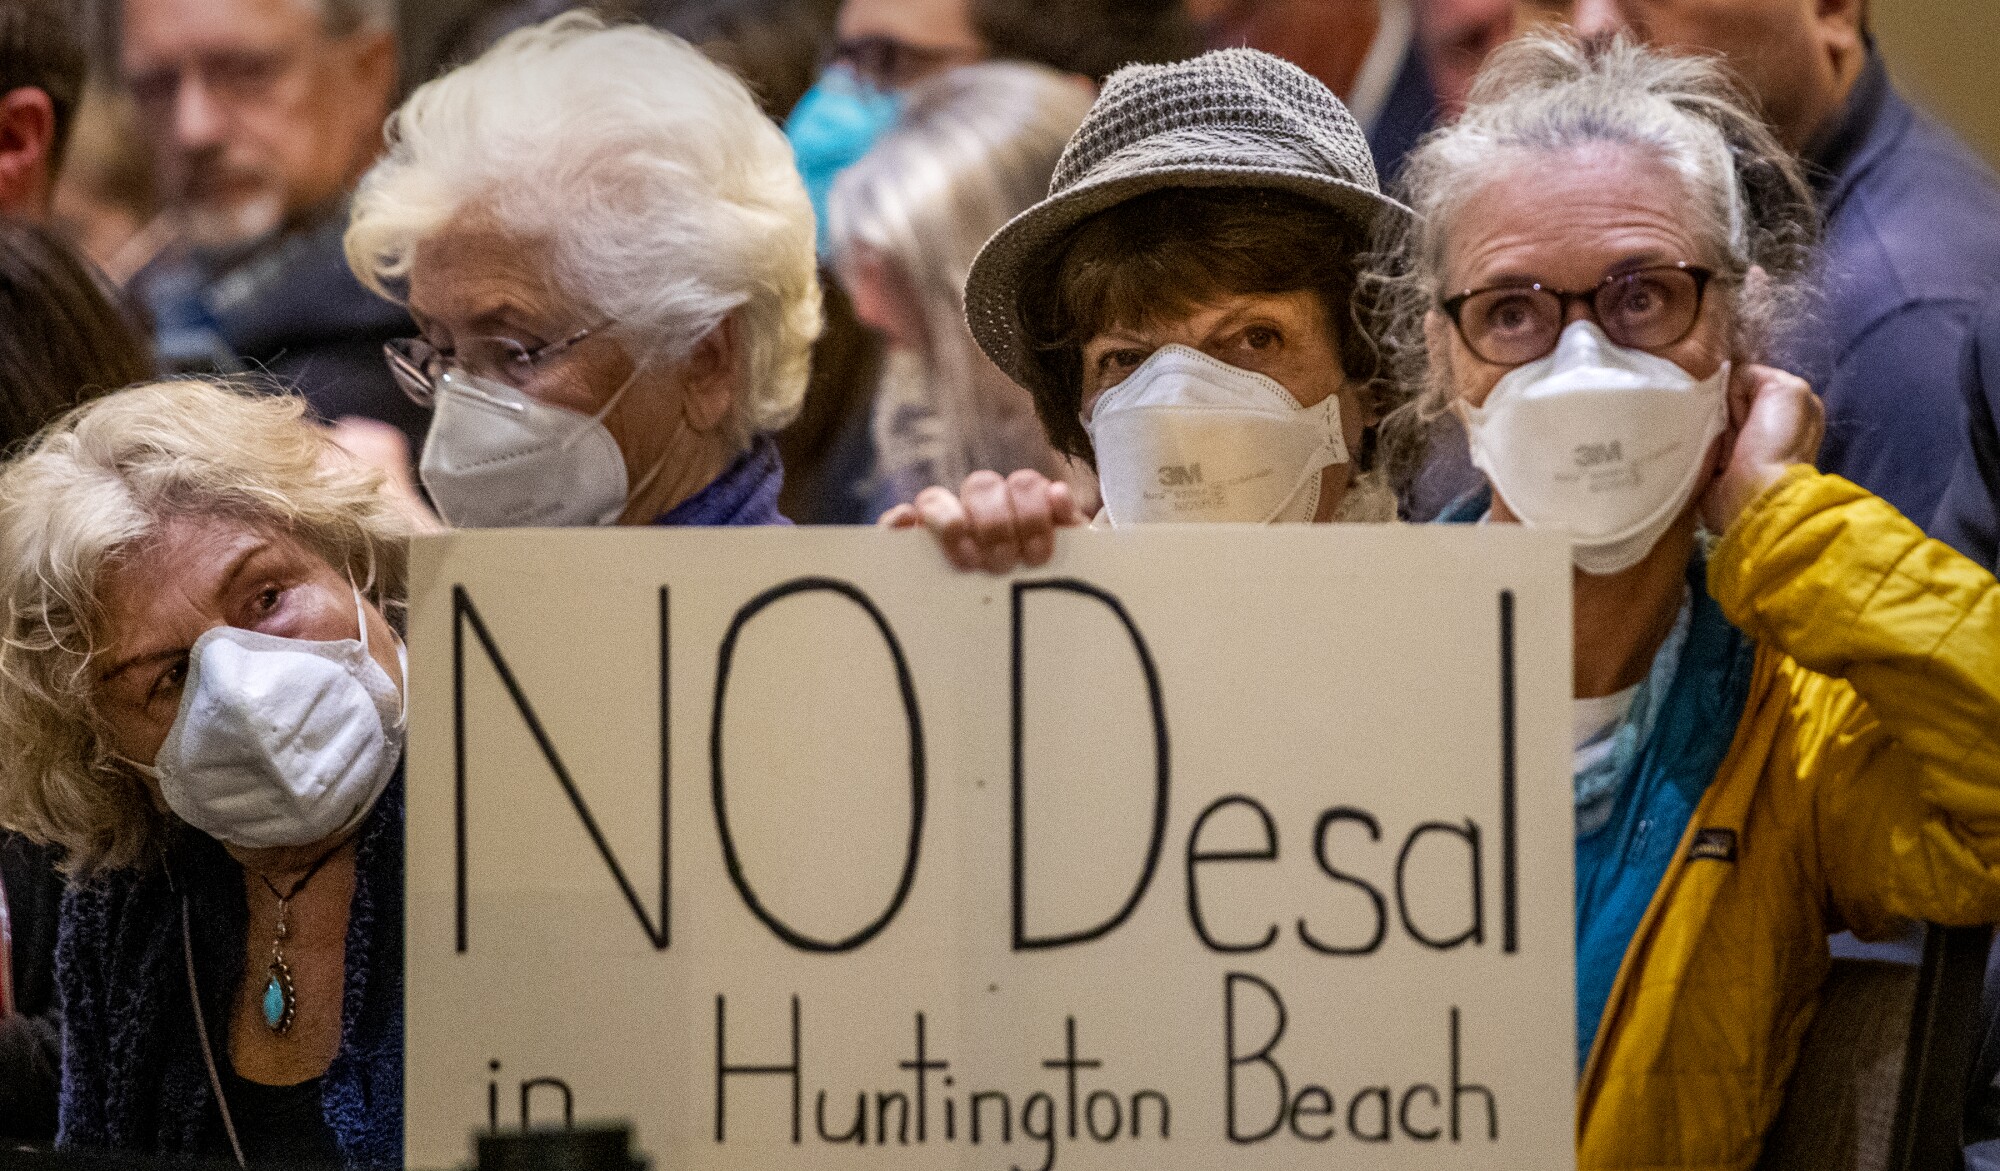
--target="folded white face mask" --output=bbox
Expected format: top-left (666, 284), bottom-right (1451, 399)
top-left (419, 369), bottom-right (634, 529)
top-left (1461, 321), bottom-right (1728, 576)
top-left (1083, 345), bottom-right (1349, 526)
top-left (144, 588), bottom-right (406, 850)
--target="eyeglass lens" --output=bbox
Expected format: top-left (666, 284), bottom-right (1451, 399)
top-left (1458, 267), bottom-right (1705, 366)
top-left (383, 336), bottom-right (538, 406)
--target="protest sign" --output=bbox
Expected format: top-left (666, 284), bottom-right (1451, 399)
top-left (404, 526), bottom-right (1575, 1169)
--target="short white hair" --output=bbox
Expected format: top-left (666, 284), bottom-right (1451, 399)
top-left (344, 12), bottom-right (821, 443)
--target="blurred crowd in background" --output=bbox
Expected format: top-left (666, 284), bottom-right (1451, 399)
top-left (6, 0), bottom-right (1998, 542)
top-left (2, 0), bottom-right (2000, 1168)
top-left (0, 0), bottom-right (1532, 531)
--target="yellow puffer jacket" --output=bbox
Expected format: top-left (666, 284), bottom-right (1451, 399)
top-left (1578, 467), bottom-right (2000, 1171)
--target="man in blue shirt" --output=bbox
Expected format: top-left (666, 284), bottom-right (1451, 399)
top-left (1775, 44), bottom-right (2000, 523)
top-left (1411, 0), bottom-right (2000, 525)
top-left (1186, 0), bottom-right (1441, 179)
top-left (1935, 299), bottom-right (2000, 572)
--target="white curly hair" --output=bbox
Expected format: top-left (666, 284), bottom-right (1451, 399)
top-left (344, 12), bottom-right (822, 445)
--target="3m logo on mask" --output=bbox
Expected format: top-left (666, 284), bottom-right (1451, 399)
top-left (1157, 464), bottom-right (1204, 488)
top-left (1573, 441), bottom-right (1624, 469)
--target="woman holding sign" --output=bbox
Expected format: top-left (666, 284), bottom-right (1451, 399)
top-left (0, 382), bottom-right (408, 1167)
top-left (881, 46), bottom-right (1411, 569)
top-left (1376, 34), bottom-right (2000, 1171)
top-left (907, 31), bottom-right (2000, 1170)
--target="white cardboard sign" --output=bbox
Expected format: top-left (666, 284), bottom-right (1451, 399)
top-left (404, 526), bottom-right (1576, 1170)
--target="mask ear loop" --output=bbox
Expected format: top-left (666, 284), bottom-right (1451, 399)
top-left (571, 339), bottom-right (681, 516)
top-left (349, 572), bottom-right (408, 723)
top-left (349, 577), bottom-right (371, 657)
top-left (561, 366), bottom-right (643, 451)
top-left (558, 328), bottom-right (661, 457)
top-left (1261, 394), bottom-right (1352, 524)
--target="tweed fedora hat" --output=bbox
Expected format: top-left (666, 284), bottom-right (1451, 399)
top-left (965, 47), bottom-right (1412, 392)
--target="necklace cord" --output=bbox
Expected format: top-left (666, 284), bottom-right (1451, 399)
top-left (252, 838), bottom-right (349, 1038)
top-left (0, 862), bottom-right (15, 1017)
top-left (181, 841), bottom-right (349, 1163)
top-left (256, 838), bottom-right (347, 907)
top-left (181, 894), bottom-right (247, 1169)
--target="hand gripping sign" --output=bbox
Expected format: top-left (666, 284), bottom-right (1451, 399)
top-left (403, 525), bottom-right (1576, 1170)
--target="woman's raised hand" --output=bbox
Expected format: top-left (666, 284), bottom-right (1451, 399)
top-left (1701, 363), bottom-right (1826, 534)
top-left (879, 469), bottom-right (1089, 573)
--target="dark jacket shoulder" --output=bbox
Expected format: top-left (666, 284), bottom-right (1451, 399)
top-left (133, 207), bottom-right (428, 455)
top-left (1782, 64), bottom-right (2000, 521)
top-left (1933, 299), bottom-right (2000, 569)
top-left (1801, 72), bottom-right (2000, 364)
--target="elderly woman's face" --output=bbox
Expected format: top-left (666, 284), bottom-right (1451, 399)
top-left (406, 215), bottom-right (737, 517)
top-left (408, 218), bottom-right (633, 414)
top-left (1431, 142), bottom-right (1734, 409)
top-left (1081, 289), bottom-right (1364, 424)
top-left (93, 514), bottom-right (400, 771)
top-left (1078, 289), bottom-right (1369, 523)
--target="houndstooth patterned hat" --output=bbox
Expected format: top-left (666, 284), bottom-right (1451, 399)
top-left (964, 47), bottom-right (1411, 392)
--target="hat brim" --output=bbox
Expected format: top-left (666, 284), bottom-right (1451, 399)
top-left (965, 164), bottom-right (1414, 394)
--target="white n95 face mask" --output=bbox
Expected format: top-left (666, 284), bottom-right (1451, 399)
top-left (148, 588), bottom-right (406, 850)
top-left (1461, 321), bottom-right (1728, 576)
top-left (418, 369), bottom-right (634, 528)
top-left (1083, 345), bottom-right (1349, 526)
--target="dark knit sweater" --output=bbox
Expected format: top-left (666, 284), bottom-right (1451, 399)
top-left (54, 777), bottom-right (404, 1167)
top-left (0, 833), bottom-right (63, 1140)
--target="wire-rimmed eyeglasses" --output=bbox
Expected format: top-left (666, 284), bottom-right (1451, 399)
top-left (382, 323), bottom-right (609, 407)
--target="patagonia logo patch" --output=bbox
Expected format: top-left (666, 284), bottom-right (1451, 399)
top-left (1688, 828), bottom-right (1737, 863)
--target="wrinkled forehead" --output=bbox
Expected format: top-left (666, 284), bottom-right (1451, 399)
top-left (1441, 141), bottom-right (1708, 286)
top-left (91, 513), bottom-right (268, 651)
top-left (407, 214), bottom-right (567, 331)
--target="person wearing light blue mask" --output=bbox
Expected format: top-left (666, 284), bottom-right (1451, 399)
top-left (788, 0), bottom-right (988, 255)
top-left (788, 65), bottom-right (905, 256)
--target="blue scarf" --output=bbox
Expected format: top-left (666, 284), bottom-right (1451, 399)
top-left (653, 435), bottom-right (791, 527)
top-left (1573, 590), bottom-right (1691, 835)
top-left (55, 777), bottom-right (404, 1166)
top-left (1571, 564), bottom-right (1753, 1069)
top-left (1436, 489), bottom-right (1755, 1070)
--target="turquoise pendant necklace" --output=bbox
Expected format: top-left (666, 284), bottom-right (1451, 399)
top-left (255, 847), bottom-right (341, 1035)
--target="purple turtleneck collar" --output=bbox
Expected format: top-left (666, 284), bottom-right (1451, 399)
top-left (652, 435), bottom-right (791, 527)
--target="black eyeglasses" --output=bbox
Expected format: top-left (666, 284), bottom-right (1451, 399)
top-left (1440, 263), bottom-right (1717, 367)
top-left (382, 323), bottom-right (607, 407)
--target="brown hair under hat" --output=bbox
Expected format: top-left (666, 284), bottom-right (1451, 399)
top-left (963, 46), bottom-right (1410, 403)
top-left (1018, 186), bottom-right (1380, 464)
